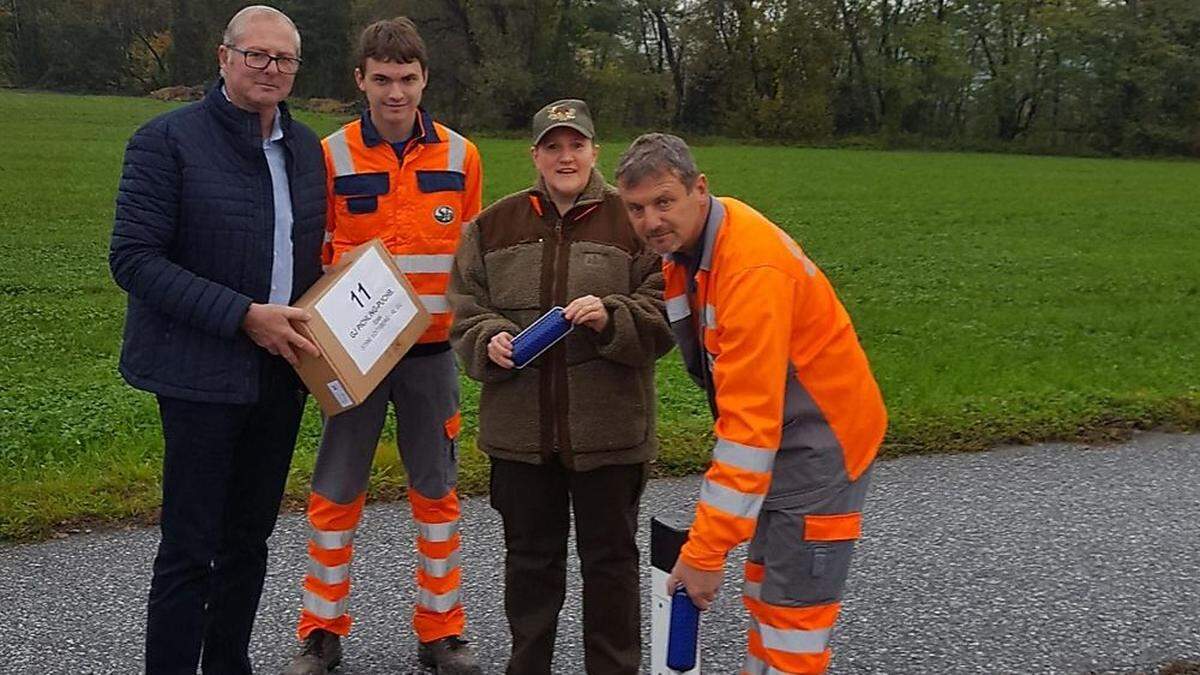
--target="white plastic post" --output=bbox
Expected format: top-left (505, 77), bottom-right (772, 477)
top-left (650, 514), bottom-right (701, 675)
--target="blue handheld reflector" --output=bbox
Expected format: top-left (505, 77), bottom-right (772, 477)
top-left (511, 306), bottom-right (573, 369)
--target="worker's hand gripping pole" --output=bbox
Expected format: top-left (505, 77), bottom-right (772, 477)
top-left (650, 513), bottom-right (701, 674)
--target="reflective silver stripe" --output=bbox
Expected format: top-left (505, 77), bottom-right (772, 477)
top-left (417, 587), bottom-right (461, 614)
top-left (713, 439), bottom-right (775, 474)
top-left (394, 254), bottom-right (455, 274)
top-left (756, 620), bottom-right (831, 655)
top-left (310, 527), bottom-right (354, 549)
top-left (742, 653), bottom-right (789, 675)
top-left (699, 478), bottom-right (764, 520)
top-left (323, 230), bottom-right (333, 243)
top-left (704, 303), bottom-right (717, 328)
top-left (306, 558), bottom-right (350, 585)
top-left (666, 295), bottom-right (691, 322)
top-left (444, 128), bottom-right (466, 173)
top-left (417, 520), bottom-right (459, 542)
top-left (742, 579), bottom-right (762, 601)
top-left (419, 294), bottom-right (450, 314)
top-left (326, 129), bottom-right (355, 176)
top-left (699, 197), bottom-right (726, 271)
top-left (302, 589), bottom-right (348, 619)
top-left (420, 550), bottom-right (462, 578)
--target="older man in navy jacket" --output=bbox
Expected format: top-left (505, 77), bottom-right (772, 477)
top-left (109, 6), bottom-right (325, 673)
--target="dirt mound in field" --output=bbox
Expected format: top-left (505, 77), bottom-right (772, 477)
top-left (149, 85), bottom-right (206, 102)
top-left (298, 97), bottom-right (357, 116)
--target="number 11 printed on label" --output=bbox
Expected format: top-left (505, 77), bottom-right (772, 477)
top-left (350, 282), bottom-right (371, 309)
top-left (315, 247), bottom-right (419, 375)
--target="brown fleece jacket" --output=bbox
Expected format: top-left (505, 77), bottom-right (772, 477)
top-left (449, 169), bottom-right (673, 470)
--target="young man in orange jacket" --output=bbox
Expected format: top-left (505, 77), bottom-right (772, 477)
top-left (285, 17), bottom-right (483, 675)
top-left (616, 133), bottom-right (888, 675)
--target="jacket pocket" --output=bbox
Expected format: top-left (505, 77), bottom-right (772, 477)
top-left (479, 375), bottom-right (542, 454)
top-left (346, 195), bottom-right (377, 214)
top-left (482, 244), bottom-right (543, 311)
top-left (565, 241), bottom-right (632, 300)
top-left (567, 359), bottom-right (649, 453)
top-left (333, 172), bottom-right (389, 196)
top-left (333, 172), bottom-right (388, 225)
top-left (417, 170), bottom-right (466, 193)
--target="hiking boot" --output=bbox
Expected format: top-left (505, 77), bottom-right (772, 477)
top-left (417, 635), bottom-right (482, 674)
top-left (283, 629), bottom-right (343, 674)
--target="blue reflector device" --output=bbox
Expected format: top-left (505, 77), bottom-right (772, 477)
top-left (667, 585), bottom-right (700, 671)
top-left (511, 306), bottom-right (573, 369)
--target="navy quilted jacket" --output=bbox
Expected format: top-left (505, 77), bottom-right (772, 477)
top-left (110, 82), bottom-right (326, 404)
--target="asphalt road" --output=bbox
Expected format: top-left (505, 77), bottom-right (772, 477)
top-left (3, 432), bottom-right (1199, 674)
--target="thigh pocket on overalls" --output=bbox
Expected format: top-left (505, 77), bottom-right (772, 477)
top-left (443, 410), bottom-right (462, 464)
top-left (763, 510), bottom-right (861, 607)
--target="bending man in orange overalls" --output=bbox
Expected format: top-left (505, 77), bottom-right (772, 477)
top-left (615, 133), bottom-right (888, 674)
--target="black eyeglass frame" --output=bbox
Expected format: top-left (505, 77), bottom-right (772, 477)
top-left (224, 44), bottom-right (302, 74)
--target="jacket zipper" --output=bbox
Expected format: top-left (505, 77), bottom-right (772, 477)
top-left (551, 216), bottom-right (565, 452)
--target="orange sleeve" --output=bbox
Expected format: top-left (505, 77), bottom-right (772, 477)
top-left (461, 144), bottom-right (483, 222)
top-left (679, 265), bottom-right (796, 571)
top-left (321, 143), bottom-right (336, 267)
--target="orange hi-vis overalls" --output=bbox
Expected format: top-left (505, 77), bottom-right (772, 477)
top-left (663, 197), bottom-right (887, 674)
top-left (298, 109), bottom-right (482, 644)
top-left (321, 108), bottom-right (482, 340)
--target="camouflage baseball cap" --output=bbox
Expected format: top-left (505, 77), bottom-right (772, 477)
top-left (531, 98), bottom-right (595, 145)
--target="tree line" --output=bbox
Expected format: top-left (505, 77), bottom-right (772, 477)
top-left (2, 0), bottom-right (1198, 156)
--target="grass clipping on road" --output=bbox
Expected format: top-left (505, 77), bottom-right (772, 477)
top-left (1, 91), bottom-right (1198, 541)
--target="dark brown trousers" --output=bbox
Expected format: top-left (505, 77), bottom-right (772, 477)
top-left (489, 456), bottom-right (647, 675)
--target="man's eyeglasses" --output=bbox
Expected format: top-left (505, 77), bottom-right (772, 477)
top-left (224, 45), bottom-right (302, 75)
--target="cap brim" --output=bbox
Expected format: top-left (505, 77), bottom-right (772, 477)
top-left (533, 122), bottom-right (594, 145)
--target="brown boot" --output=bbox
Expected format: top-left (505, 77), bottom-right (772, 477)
top-left (283, 629), bottom-right (343, 674)
top-left (417, 636), bottom-right (482, 674)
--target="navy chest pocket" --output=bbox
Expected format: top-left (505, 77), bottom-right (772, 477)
top-left (347, 196), bottom-right (377, 214)
top-left (417, 170), bottom-right (466, 193)
top-left (334, 172), bottom-right (389, 215)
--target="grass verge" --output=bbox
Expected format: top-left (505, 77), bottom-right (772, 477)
top-left (1, 90), bottom-right (1197, 542)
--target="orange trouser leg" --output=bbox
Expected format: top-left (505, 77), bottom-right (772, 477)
top-left (741, 561), bottom-right (840, 674)
top-left (409, 487), bottom-right (465, 642)
top-left (297, 491), bottom-right (366, 640)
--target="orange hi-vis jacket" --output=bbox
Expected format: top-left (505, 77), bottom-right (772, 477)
top-left (664, 197), bottom-right (888, 572)
top-left (322, 109), bottom-right (482, 344)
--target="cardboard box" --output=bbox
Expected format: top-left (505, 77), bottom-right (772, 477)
top-left (291, 239), bottom-right (432, 416)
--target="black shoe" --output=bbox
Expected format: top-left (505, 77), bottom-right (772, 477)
top-left (283, 629), bottom-right (343, 675)
top-left (417, 635), bottom-right (482, 674)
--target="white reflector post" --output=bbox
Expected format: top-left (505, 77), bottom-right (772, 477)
top-left (650, 513), bottom-right (701, 675)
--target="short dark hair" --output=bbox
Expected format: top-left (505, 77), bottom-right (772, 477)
top-left (356, 16), bottom-right (427, 74)
top-left (615, 133), bottom-right (700, 189)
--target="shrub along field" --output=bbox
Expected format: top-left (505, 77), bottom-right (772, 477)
top-left (1, 90), bottom-right (1196, 541)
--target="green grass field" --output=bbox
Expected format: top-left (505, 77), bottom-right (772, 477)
top-left (1, 90), bottom-right (1197, 541)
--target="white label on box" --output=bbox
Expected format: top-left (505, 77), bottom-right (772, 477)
top-left (326, 380), bottom-right (353, 408)
top-left (314, 246), bottom-right (419, 374)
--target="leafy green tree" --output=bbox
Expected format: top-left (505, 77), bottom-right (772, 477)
top-left (281, 0), bottom-right (354, 100)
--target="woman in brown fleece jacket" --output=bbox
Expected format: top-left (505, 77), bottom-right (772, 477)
top-left (448, 99), bottom-right (673, 674)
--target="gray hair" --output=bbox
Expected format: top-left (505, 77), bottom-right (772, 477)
top-left (615, 133), bottom-right (700, 189)
top-left (223, 5), bottom-right (301, 54)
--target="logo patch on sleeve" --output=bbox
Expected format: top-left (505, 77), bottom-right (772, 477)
top-left (433, 205), bottom-right (456, 224)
